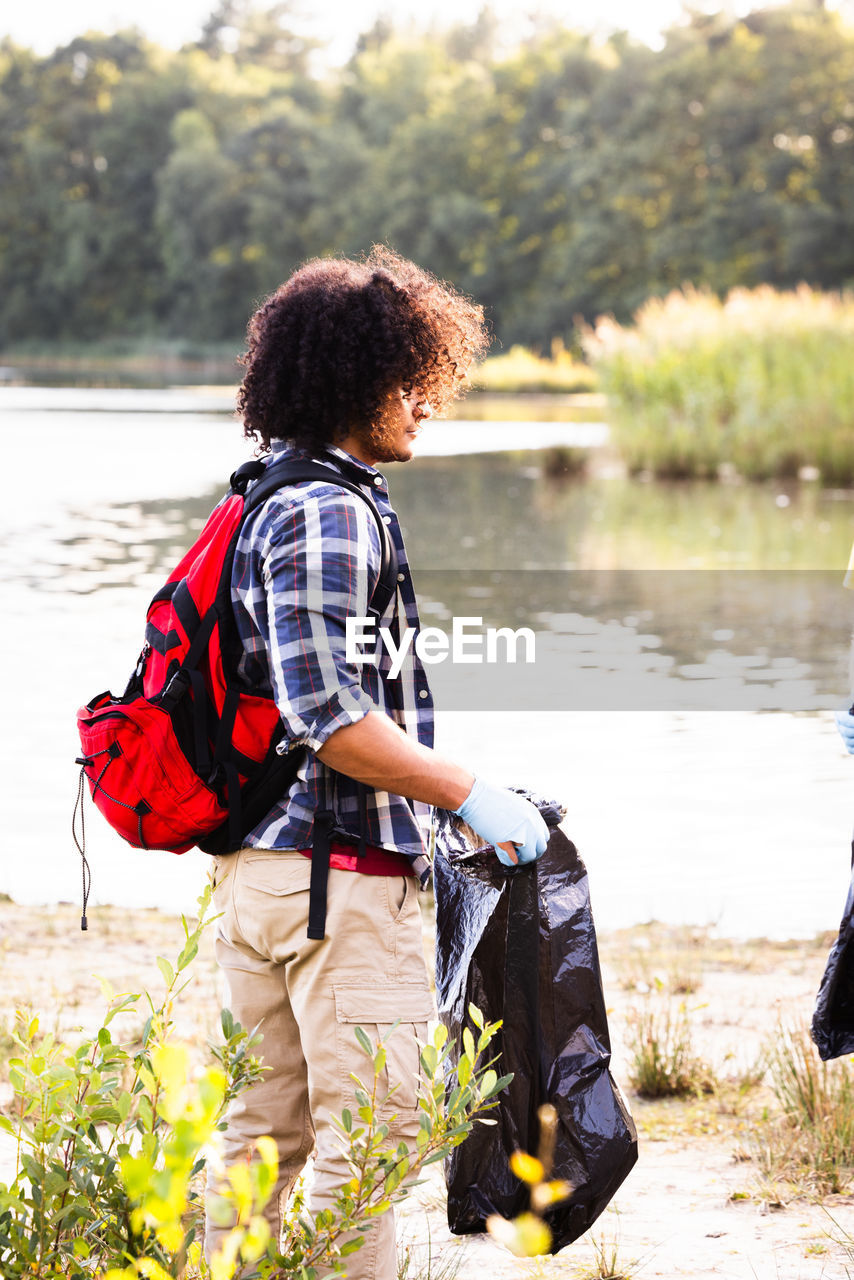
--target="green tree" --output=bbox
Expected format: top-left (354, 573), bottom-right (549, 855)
top-left (196, 0), bottom-right (319, 76)
top-left (3, 4), bottom-right (854, 350)
top-left (154, 108), bottom-right (250, 338)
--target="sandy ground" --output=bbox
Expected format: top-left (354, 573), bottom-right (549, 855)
top-left (1, 901), bottom-right (853, 1279)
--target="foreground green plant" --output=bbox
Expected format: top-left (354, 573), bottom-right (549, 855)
top-left (0, 886), bottom-right (263, 1278)
top-left (752, 1024), bottom-right (854, 1195)
top-left (262, 1012), bottom-right (507, 1278)
top-left (0, 893), bottom-right (509, 1280)
top-left (485, 1103), bottom-right (571, 1258)
top-left (586, 284), bottom-right (854, 483)
top-left (110, 1007), bottom-right (508, 1279)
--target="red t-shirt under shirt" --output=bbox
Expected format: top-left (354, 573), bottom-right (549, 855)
top-left (298, 840), bottom-right (416, 877)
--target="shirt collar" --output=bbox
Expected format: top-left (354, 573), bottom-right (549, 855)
top-left (270, 441), bottom-right (388, 495)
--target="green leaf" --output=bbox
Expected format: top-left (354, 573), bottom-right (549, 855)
top-left (444, 1084), bottom-right (462, 1115)
top-left (468, 1004), bottom-right (484, 1031)
top-left (354, 1026), bottom-right (373, 1057)
top-left (479, 1069), bottom-right (498, 1096)
top-left (157, 956), bottom-right (175, 987)
top-left (421, 1150), bottom-right (450, 1166)
top-left (341, 1109), bottom-right (352, 1133)
top-left (137, 1095), bottom-right (153, 1129)
top-left (420, 1044), bottom-right (439, 1077)
top-left (339, 1237), bottom-right (366, 1256)
top-left (177, 939), bottom-right (198, 971)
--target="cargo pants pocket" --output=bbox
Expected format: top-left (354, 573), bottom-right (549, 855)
top-left (333, 984), bottom-right (435, 1114)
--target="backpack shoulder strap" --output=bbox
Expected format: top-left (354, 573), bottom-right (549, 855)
top-left (240, 458), bottom-right (399, 618)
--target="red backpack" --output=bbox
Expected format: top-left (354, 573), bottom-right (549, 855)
top-left (74, 456), bottom-right (397, 926)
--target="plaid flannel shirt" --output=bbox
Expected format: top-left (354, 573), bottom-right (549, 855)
top-left (230, 443), bottom-right (434, 880)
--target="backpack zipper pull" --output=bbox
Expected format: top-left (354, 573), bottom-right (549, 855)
top-left (134, 642), bottom-right (151, 680)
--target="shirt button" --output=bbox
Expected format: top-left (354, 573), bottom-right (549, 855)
top-left (383, 515), bottom-right (392, 525)
top-left (397, 572), bottom-right (405, 582)
top-left (418, 689), bottom-right (429, 699)
top-left (373, 475), bottom-right (383, 487)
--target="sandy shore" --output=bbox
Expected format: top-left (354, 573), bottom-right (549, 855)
top-left (1, 900), bottom-right (853, 1279)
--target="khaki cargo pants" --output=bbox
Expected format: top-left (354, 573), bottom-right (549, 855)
top-left (204, 848), bottom-right (434, 1279)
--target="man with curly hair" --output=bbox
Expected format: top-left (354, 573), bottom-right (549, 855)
top-left (205, 248), bottom-right (548, 1277)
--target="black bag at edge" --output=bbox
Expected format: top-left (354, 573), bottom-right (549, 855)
top-left (812, 840), bottom-right (854, 1060)
top-left (433, 793), bottom-right (637, 1252)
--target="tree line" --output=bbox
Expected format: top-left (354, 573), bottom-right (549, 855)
top-left (2, 2), bottom-right (854, 350)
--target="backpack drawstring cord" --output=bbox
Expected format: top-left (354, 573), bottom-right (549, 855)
top-left (73, 762), bottom-right (92, 931)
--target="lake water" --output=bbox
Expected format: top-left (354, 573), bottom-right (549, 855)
top-left (3, 382), bottom-right (854, 940)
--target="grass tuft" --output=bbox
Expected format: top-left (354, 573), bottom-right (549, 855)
top-left (626, 999), bottom-right (714, 1099)
top-left (821, 1206), bottom-right (854, 1267)
top-left (580, 1210), bottom-right (644, 1280)
top-left (751, 1024), bottom-right (854, 1195)
top-left (397, 1220), bottom-right (469, 1280)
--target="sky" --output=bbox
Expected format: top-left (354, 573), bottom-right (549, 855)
top-left (0, 0), bottom-right (797, 61)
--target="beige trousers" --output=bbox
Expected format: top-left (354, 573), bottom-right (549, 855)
top-left (204, 847), bottom-right (434, 1279)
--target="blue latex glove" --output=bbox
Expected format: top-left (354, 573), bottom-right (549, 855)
top-left (455, 778), bottom-right (550, 866)
top-left (836, 707), bottom-right (854, 754)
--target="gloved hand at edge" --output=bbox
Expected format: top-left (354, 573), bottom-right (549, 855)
top-left (835, 707), bottom-right (854, 754)
top-left (454, 777), bottom-right (550, 866)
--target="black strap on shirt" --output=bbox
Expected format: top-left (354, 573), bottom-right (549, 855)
top-left (307, 809), bottom-right (336, 941)
top-left (233, 456), bottom-right (399, 618)
top-left (230, 457), bottom-right (401, 941)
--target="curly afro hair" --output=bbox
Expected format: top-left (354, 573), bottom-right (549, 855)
top-left (238, 246), bottom-right (490, 453)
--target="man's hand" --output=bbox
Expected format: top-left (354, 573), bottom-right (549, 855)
top-left (455, 778), bottom-right (550, 866)
top-left (316, 710), bottom-right (551, 865)
top-left (836, 707), bottom-right (854, 753)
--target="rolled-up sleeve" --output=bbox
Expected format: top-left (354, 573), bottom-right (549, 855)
top-left (258, 487), bottom-right (383, 752)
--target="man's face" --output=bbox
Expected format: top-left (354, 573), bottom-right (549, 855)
top-left (347, 388), bottom-right (433, 466)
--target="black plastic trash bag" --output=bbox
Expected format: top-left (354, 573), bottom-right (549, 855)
top-left (812, 844), bottom-right (854, 1060)
top-left (433, 794), bottom-right (637, 1252)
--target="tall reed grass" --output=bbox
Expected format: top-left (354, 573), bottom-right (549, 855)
top-left (474, 342), bottom-right (596, 394)
top-left (585, 285), bottom-right (854, 483)
top-left (753, 1024), bottom-right (854, 1194)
